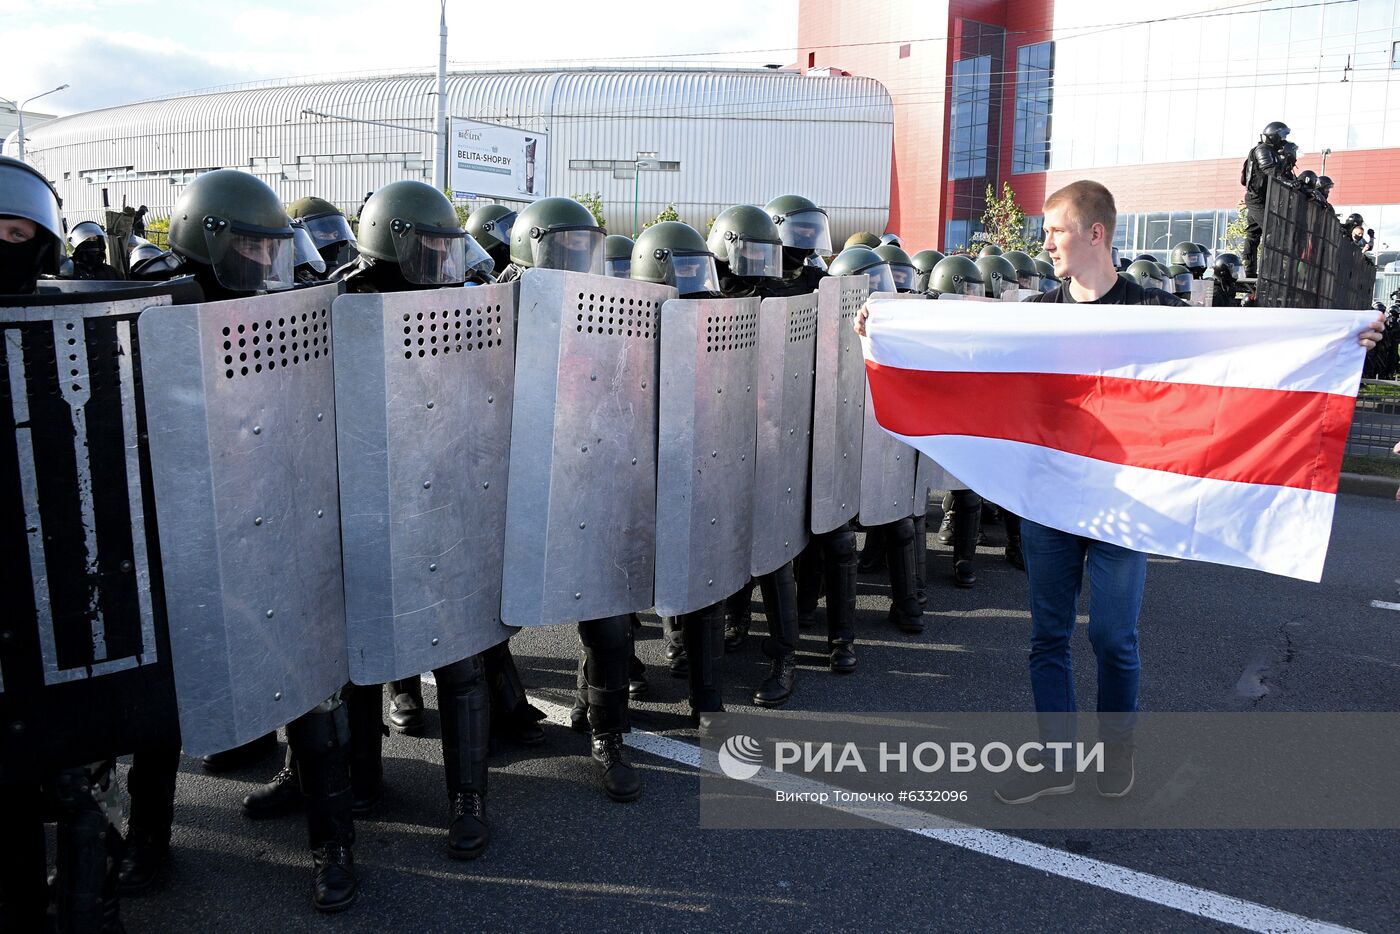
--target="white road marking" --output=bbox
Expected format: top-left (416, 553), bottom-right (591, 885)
top-left (1369, 600), bottom-right (1400, 611)
top-left (527, 697), bottom-right (1365, 934)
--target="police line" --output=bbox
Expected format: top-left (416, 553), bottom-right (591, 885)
top-left (0, 270), bottom-right (958, 765)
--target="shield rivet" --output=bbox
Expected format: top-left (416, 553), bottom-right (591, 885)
top-left (266, 609), bottom-right (274, 618)
top-left (591, 374), bottom-right (597, 381)
top-left (482, 481), bottom-right (490, 489)
top-left (426, 401), bottom-right (435, 409)
top-left (317, 413), bottom-right (324, 421)
top-left (254, 517), bottom-right (264, 526)
top-left (252, 425), bottom-right (262, 435)
top-left (582, 445), bottom-right (589, 453)
top-left (641, 381), bottom-right (647, 389)
top-left (487, 395), bottom-right (494, 403)
top-left (710, 517), bottom-right (717, 524)
top-left (716, 387), bottom-right (722, 394)
top-left (574, 592), bottom-right (582, 600)
top-left (316, 509), bottom-right (324, 518)
top-left (423, 480), bottom-right (432, 489)
top-left (274, 692), bottom-right (282, 701)
top-left (431, 638), bottom-right (439, 646)
top-left (631, 458), bottom-right (637, 466)
top-left (579, 522), bottom-right (586, 529)
top-left (784, 541), bottom-right (789, 547)
top-left (711, 451), bottom-right (717, 458)
top-left (787, 487), bottom-right (792, 494)
top-left (120, 560), bottom-right (133, 572)
top-left (707, 579), bottom-right (713, 586)
top-left (429, 563), bottom-right (438, 572)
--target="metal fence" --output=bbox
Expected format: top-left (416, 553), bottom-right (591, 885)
top-left (1347, 386), bottom-right (1400, 457)
top-left (1258, 180), bottom-right (1375, 311)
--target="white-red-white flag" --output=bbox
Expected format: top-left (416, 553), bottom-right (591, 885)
top-left (861, 300), bottom-right (1373, 582)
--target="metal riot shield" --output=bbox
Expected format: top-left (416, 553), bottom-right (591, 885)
top-left (502, 269), bottom-right (677, 627)
top-left (654, 296), bottom-right (760, 616)
top-left (858, 292), bottom-right (927, 526)
top-left (751, 292), bottom-right (816, 575)
top-left (332, 283), bottom-right (517, 685)
top-left (0, 289), bottom-right (181, 777)
top-left (810, 275), bottom-right (868, 534)
top-left (139, 283), bottom-right (348, 757)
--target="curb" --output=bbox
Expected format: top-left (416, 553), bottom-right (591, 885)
top-left (1338, 472), bottom-right (1399, 499)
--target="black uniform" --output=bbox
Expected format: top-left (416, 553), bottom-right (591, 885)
top-left (1240, 141), bottom-right (1285, 278)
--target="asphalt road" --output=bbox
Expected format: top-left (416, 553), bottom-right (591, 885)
top-left (112, 494), bottom-right (1400, 933)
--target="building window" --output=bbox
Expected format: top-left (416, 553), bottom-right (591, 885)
top-left (1023, 215), bottom-right (1044, 246)
top-left (949, 55), bottom-right (992, 180)
top-left (808, 52), bottom-right (816, 68)
top-left (899, 44), bottom-right (911, 59)
top-left (1012, 42), bottom-right (1053, 174)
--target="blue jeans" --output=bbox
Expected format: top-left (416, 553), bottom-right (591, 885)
top-left (1021, 518), bottom-right (1147, 745)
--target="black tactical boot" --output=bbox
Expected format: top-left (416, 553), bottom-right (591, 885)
top-left (829, 640), bottom-right (858, 674)
top-left (936, 492), bottom-right (956, 545)
top-left (119, 742), bottom-right (178, 894)
top-left (682, 603), bottom-right (726, 716)
top-left (344, 683), bottom-right (386, 816)
top-left (570, 652), bottom-right (590, 732)
top-left (912, 513), bottom-right (929, 608)
top-left (723, 586), bottom-right (751, 652)
top-left (387, 675), bottom-right (424, 735)
top-left (484, 642), bottom-right (546, 748)
top-left (288, 701), bottom-right (358, 913)
top-left (116, 830), bottom-right (167, 897)
top-left (662, 615), bottom-right (688, 677)
top-left (438, 654), bottom-right (490, 860)
top-left (886, 518), bottom-right (925, 634)
top-left (952, 489), bottom-right (981, 588)
top-left (824, 526), bottom-right (858, 672)
top-left (857, 526), bottom-right (886, 572)
top-left (753, 654), bottom-right (797, 707)
top-left (1003, 510), bottom-right (1025, 571)
top-left (54, 765), bottom-right (125, 933)
top-left (200, 731), bottom-right (277, 773)
top-left (591, 733), bottom-right (641, 803)
top-left (242, 746), bottom-right (304, 820)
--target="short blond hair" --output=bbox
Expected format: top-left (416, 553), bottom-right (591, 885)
top-left (1044, 180), bottom-right (1116, 241)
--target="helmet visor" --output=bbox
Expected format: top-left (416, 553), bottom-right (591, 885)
top-left (863, 262), bottom-right (897, 294)
top-left (778, 209), bottom-right (832, 253)
top-left (1038, 276), bottom-right (1057, 293)
top-left (394, 222), bottom-right (495, 285)
top-left (605, 256), bottom-right (632, 279)
top-left (301, 211), bottom-right (356, 251)
top-left (477, 210), bottom-right (516, 249)
top-left (1017, 272), bottom-right (1040, 292)
top-left (292, 225), bottom-right (326, 274)
top-left (1173, 272), bottom-right (1192, 294)
top-left (728, 237), bottom-right (783, 278)
top-left (0, 162), bottom-right (64, 245)
top-left (530, 226), bottom-right (605, 274)
top-left (664, 250), bottom-right (720, 296)
top-left (890, 262), bottom-right (919, 292)
top-left (915, 269), bottom-right (932, 293)
top-left (953, 278), bottom-right (983, 297)
top-left (1182, 251), bottom-right (1205, 269)
top-left (985, 274), bottom-right (1012, 298)
top-left (202, 218), bottom-right (295, 292)
top-left (804, 253), bottom-right (828, 271)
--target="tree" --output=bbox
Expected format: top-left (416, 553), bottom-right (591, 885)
top-left (142, 215), bottom-right (170, 249)
top-left (643, 203), bottom-right (681, 230)
top-left (979, 182), bottom-right (1040, 254)
top-left (444, 189), bottom-right (471, 229)
top-left (1225, 202), bottom-right (1250, 254)
top-left (571, 191), bottom-right (607, 230)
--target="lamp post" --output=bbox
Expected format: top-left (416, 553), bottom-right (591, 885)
top-left (632, 151), bottom-right (660, 237)
top-left (0, 84), bottom-right (69, 160)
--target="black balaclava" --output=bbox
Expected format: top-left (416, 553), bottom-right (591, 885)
top-left (0, 237), bottom-right (45, 295)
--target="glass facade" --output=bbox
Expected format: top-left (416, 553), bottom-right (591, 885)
top-left (949, 55), bottom-right (993, 180)
top-left (1012, 42), bottom-right (1054, 174)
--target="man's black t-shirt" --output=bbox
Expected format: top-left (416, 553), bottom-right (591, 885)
top-left (1026, 276), bottom-right (1187, 307)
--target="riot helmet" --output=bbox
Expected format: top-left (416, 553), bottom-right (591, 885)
top-left (604, 234), bottom-right (634, 278)
top-left (1151, 261), bottom-right (1173, 286)
top-left (509, 196), bottom-right (604, 274)
top-left (287, 196), bottom-right (358, 269)
top-left (1212, 251), bottom-right (1242, 281)
top-left (1033, 258), bottom-right (1058, 292)
top-left (169, 169), bottom-right (296, 292)
top-left (1166, 263), bottom-right (1193, 297)
top-left (630, 221), bottom-right (719, 297)
top-left (358, 180), bottom-right (493, 285)
top-left (1111, 245), bottom-right (1121, 269)
top-left (1002, 250), bottom-right (1039, 291)
top-left (977, 243), bottom-right (1003, 257)
top-left (764, 194), bottom-right (833, 256)
top-left (0, 155), bottom-right (65, 293)
top-left (1136, 252), bottom-right (1159, 264)
top-left (465, 202), bottom-right (516, 272)
top-left (874, 243), bottom-right (919, 292)
top-left (1261, 121), bottom-right (1290, 146)
top-left (128, 239), bottom-right (182, 280)
top-left (974, 253), bottom-right (1018, 298)
top-left (829, 246), bottom-right (897, 294)
top-left (1279, 141), bottom-right (1298, 175)
top-left (1316, 176), bottom-right (1334, 202)
top-left (1297, 170), bottom-right (1318, 193)
top-left (844, 232), bottom-right (881, 250)
top-left (68, 220), bottom-right (105, 250)
top-left (911, 249), bottom-right (945, 293)
top-left (1126, 259), bottom-right (1167, 291)
top-left (880, 233), bottom-right (902, 248)
top-left (1342, 212), bottom-right (1364, 230)
top-left (707, 205), bottom-right (783, 279)
top-left (290, 220), bottom-right (327, 278)
top-left (929, 254), bottom-right (985, 297)
top-left (1170, 241), bottom-right (1207, 275)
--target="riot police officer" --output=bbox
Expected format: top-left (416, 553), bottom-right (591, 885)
top-left (604, 233), bottom-right (635, 278)
top-left (1210, 251), bottom-right (1244, 306)
top-left (707, 206), bottom-right (805, 705)
top-left (911, 249), bottom-right (945, 294)
top-left (65, 220), bottom-right (119, 279)
top-left (287, 196), bottom-right (359, 271)
top-left (1002, 250), bottom-right (1041, 293)
top-left (1125, 259), bottom-right (1168, 292)
top-left (1170, 241), bottom-right (1209, 279)
top-left (1166, 263), bottom-right (1194, 300)
top-left (0, 155), bottom-right (64, 295)
top-left (465, 202), bottom-right (517, 276)
top-left (290, 219), bottom-right (329, 284)
top-left (975, 252), bottom-right (1018, 299)
top-left (763, 196), bottom-right (859, 672)
top-left (1033, 258), bottom-right (1059, 293)
top-left (1241, 120), bottom-right (1292, 277)
top-left (503, 195), bottom-right (642, 800)
top-left (844, 231), bottom-right (882, 251)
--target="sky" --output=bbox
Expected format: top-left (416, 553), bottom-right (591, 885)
top-left (0, 0), bottom-right (800, 115)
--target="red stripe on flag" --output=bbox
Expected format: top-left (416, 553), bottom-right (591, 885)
top-left (865, 363), bottom-right (1354, 493)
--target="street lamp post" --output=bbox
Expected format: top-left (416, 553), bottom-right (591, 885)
top-left (632, 150), bottom-right (660, 237)
top-left (0, 84), bottom-right (69, 161)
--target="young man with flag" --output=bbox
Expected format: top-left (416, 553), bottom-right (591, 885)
top-left (855, 179), bottom-right (1386, 804)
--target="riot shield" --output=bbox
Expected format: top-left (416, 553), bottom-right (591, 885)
top-left (857, 292), bottom-right (927, 526)
top-left (810, 275), bottom-right (868, 534)
top-left (751, 292), bottom-right (817, 575)
top-left (654, 296), bottom-right (760, 616)
top-left (332, 283), bottom-right (517, 685)
top-left (502, 269), bottom-right (677, 627)
top-left (0, 288), bottom-right (180, 777)
top-left (139, 283), bottom-right (348, 757)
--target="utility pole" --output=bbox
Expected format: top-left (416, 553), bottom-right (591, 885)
top-left (434, 0), bottom-right (449, 191)
top-left (0, 84), bottom-right (69, 160)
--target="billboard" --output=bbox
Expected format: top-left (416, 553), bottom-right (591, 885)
top-left (448, 118), bottom-right (546, 202)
